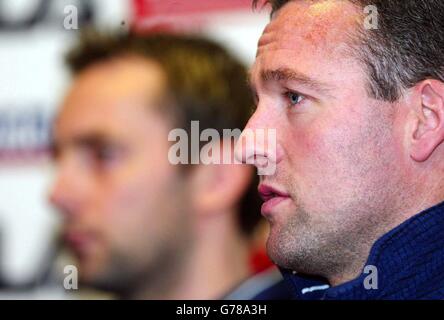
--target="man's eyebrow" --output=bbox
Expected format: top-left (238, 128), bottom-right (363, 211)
top-left (73, 133), bottom-right (114, 147)
top-left (51, 132), bottom-right (116, 156)
top-left (260, 68), bottom-right (333, 93)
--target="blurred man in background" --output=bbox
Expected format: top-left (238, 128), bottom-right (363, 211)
top-left (49, 30), bottom-right (290, 299)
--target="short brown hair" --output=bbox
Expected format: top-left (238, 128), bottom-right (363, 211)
top-left (66, 29), bottom-right (261, 236)
top-left (253, 0), bottom-right (444, 102)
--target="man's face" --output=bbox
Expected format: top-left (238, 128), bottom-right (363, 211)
top-left (50, 57), bottom-right (192, 292)
top-left (243, 1), bottom-right (407, 275)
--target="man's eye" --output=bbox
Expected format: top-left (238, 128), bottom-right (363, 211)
top-left (286, 91), bottom-right (304, 106)
top-left (95, 146), bottom-right (118, 162)
top-left (88, 145), bottom-right (122, 167)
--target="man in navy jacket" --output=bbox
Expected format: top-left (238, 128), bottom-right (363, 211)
top-left (236, 0), bottom-right (444, 299)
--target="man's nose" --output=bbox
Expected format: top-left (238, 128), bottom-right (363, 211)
top-left (49, 160), bottom-right (87, 219)
top-left (235, 108), bottom-right (281, 174)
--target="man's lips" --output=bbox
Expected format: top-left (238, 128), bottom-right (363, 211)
top-left (258, 184), bottom-right (291, 216)
top-left (63, 230), bottom-right (96, 255)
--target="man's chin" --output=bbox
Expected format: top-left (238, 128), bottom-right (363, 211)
top-left (74, 258), bottom-right (109, 288)
top-left (76, 260), bottom-right (135, 295)
top-left (78, 269), bottom-right (118, 293)
top-left (265, 229), bottom-right (293, 270)
top-left (77, 265), bottom-right (100, 286)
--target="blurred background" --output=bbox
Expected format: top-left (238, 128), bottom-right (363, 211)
top-left (0, 0), bottom-right (270, 299)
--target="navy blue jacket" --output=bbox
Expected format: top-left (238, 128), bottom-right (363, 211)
top-left (281, 201), bottom-right (444, 300)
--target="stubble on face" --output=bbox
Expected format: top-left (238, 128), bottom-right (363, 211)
top-left (266, 102), bottom-right (401, 282)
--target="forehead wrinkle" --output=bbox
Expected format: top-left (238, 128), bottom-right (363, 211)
top-left (258, 0), bottom-right (361, 57)
top-left (256, 25), bottom-right (277, 57)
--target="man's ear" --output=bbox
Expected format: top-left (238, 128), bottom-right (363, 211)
top-left (410, 80), bottom-right (444, 162)
top-left (189, 141), bottom-right (254, 215)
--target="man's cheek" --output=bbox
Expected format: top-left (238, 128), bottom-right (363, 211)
top-left (107, 181), bottom-right (152, 224)
top-left (287, 125), bottom-right (331, 172)
top-left (288, 126), bottom-right (352, 200)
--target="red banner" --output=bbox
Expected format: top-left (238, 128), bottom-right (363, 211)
top-left (132, 0), bottom-right (253, 31)
top-left (133, 0), bottom-right (252, 18)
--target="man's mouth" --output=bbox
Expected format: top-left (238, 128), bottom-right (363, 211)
top-left (63, 229), bottom-right (96, 256)
top-left (258, 184), bottom-right (291, 217)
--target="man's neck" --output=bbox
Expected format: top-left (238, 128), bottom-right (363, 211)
top-left (126, 211), bottom-right (251, 299)
top-left (326, 192), bottom-right (444, 287)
